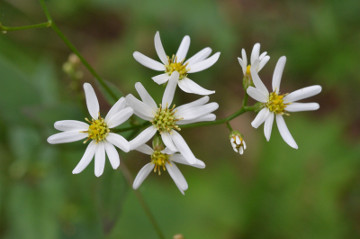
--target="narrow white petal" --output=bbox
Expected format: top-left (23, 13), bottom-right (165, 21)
top-left (237, 57), bottom-right (246, 73)
top-left (161, 133), bottom-right (177, 152)
top-left (239, 147), bottom-right (244, 155)
top-left (166, 163), bottom-right (188, 191)
top-left (258, 55), bottom-right (270, 72)
top-left (259, 51), bottom-right (268, 60)
top-left (133, 51), bottom-right (165, 71)
top-left (250, 65), bottom-right (269, 95)
top-left (276, 115), bottom-right (298, 149)
top-left (135, 144), bottom-right (153, 155)
top-left (170, 131), bottom-right (196, 164)
top-left (185, 47), bottom-right (212, 65)
top-left (133, 163), bottom-right (154, 189)
top-left (264, 112), bottom-right (274, 141)
top-left (171, 154), bottom-right (205, 169)
top-left (94, 142), bottom-right (106, 177)
top-left (47, 131), bottom-right (87, 144)
top-left (105, 97), bottom-right (126, 122)
top-left (174, 96), bottom-right (209, 113)
top-left (125, 94), bottom-right (154, 120)
top-left (106, 107), bottom-right (133, 128)
top-left (129, 126), bottom-right (157, 150)
top-left (284, 85), bottom-right (322, 103)
top-left (272, 56), bottom-right (286, 93)
top-left (178, 78), bottom-right (215, 95)
top-left (286, 103), bottom-right (320, 112)
top-left (161, 147), bottom-right (175, 155)
top-left (104, 142), bottom-right (120, 169)
top-left (241, 49), bottom-right (248, 68)
top-left (162, 71), bottom-right (179, 107)
top-left (251, 108), bottom-right (270, 128)
top-left (247, 86), bottom-right (268, 103)
top-left (177, 113), bottom-right (216, 125)
top-left (54, 120), bottom-right (89, 132)
top-left (152, 73), bottom-right (170, 85)
top-left (177, 102), bottom-right (219, 121)
top-left (154, 31), bottom-right (168, 65)
top-left (175, 35), bottom-right (190, 62)
top-left (72, 141), bottom-right (96, 174)
top-left (250, 43), bottom-right (260, 64)
top-left (187, 52), bottom-right (220, 73)
top-left (134, 82), bottom-right (157, 110)
top-left (83, 83), bottom-right (100, 119)
top-left (106, 133), bottom-right (130, 152)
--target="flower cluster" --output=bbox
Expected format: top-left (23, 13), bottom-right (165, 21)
top-left (47, 33), bottom-right (322, 194)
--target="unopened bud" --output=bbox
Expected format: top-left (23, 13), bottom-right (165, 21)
top-left (173, 234), bottom-right (184, 239)
top-left (152, 134), bottom-right (165, 151)
top-left (229, 130), bottom-right (246, 155)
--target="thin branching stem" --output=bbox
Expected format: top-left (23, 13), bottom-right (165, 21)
top-left (0, 21), bottom-right (51, 32)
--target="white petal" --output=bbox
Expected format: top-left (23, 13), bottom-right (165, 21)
top-left (258, 55), bottom-right (270, 72)
top-left (135, 144), bottom-right (153, 155)
top-left (161, 133), bottom-right (177, 152)
top-left (187, 52), bottom-right (220, 73)
top-left (251, 108), bottom-right (270, 128)
top-left (286, 103), bottom-right (320, 112)
top-left (105, 97), bottom-right (126, 122)
top-left (176, 102), bottom-right (219, 121)
top-left (237, 57), bottom-right (246, 74)
top-left (284, 85), bottom-right (322, 103)
top-left (104, 142), bottom-right (120, 169)
top-left (133, 51), bottom-right (165, 71)
top-left (152, 73), bottom-right (170, 85)
top-left (174, 96), bottom-right (209, 113)
top-left (177, 113), bottom-right (216, 125)
top-left (171, 154), bottom-right (205, 169)
top-left (47, 131), bottom-right (87, 144)
top-left (94, 142), bottom-right (106, 177)
top-left (106, 132), bottom-right (130, 152)
top-left (247, 86), bottom-right (268, 103)
top-left (133, 163), bottom-right (154, 189)
top-left (241, 49), bottom-right (248, 70)
top-left (166, 163), bottom-right (188, 191)
top-left (135, 82), bottom-right (157, 110)
top-left (250, 65), bottom-right (269, 96)
top-left (54, 120), bottom-right (89, 132)
top-left (125, 94), bottom-right (154, 120)
top-left (175, 35), bottom-right (190, 62)
top-left (129, 126), bottom-right (157, 150)
top-left (272, 56), bottom-right (286, 93)
top-left (83, 83), bottom-right (100, 119)
top-left (250, 43), bottom-right (260, 64)
top-left (162, 71), bottom-right (179, 107)
top-left (72, 141), bottom-right (96, 174)
top-left (106, 107), bottom-right (133, 128)
top-left (264, 112), bottom-right (274, 141)
top-left (276, 115), bottom-right (298, 149)
top-left (178, 78), bottom-right (215, 95)
top-left (170, 131), bottom-right (196, 164)
top-left (154, 31), bottom-right (168, 65)
top-left (185, 47), bottom-right (212, 66)
top-left (161, 147), bottom-right (175, 155)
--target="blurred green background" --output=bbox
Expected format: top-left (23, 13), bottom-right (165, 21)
top-left (1, 0), bottom-right (360, 238)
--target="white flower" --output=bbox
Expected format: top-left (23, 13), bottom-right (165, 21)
top-left (126, 71), bottom-right (219, 164)
top-left (238, 43), bottom-right (270, 77)
top-left (132, 144), bottom-right (205, 194)
top-left (133, 31), bottom-right (220, 96)
top-left (229, 131), bottom-right (246, 155)
top-left (47, 83), bottom-right (133, 177)
top-left (246, 56), bottom-right (322, 149)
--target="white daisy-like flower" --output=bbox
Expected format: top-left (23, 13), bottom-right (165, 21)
top-left (229, 131), bottom-right (246, 155)
top-left (47, 83), bottom-right (133, 177)
top-left (132, 144), bottom-right (205, 194)
top-left (246, 56), bottom-right (322, 149)
top-left (133, 31), bottom-right (220, 96)
top-left (238, 43), bottom-right (270, 78)
top-left (126, 71), bottom-right (219, 164)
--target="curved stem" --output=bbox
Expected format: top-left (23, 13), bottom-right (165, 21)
top-left (38, 0), bottom-right (121, 102)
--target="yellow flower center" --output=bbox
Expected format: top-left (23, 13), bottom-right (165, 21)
top-left (85, 116), bottom-right (110, 143)
top-left (151, 150), bottom-right (170, 175)
top-left (151, 104), bottom-right (181, 133)
top-left (165, 55), bottom-right (188, 80)
top-left (246, 65), bottom-right (251, 77)
top-left (266, 92), bottom-right (289, 114)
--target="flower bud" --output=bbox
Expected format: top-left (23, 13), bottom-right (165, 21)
top-left (229, 130), bottom-right (246, 155)
top-left (152, 134), bottom-right (165, 151)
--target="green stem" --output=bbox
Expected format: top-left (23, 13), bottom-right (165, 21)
top-left (226, 122), bottom-right (233, 131)
top-left (38, 0), bottom-right (121, 102)
top-left (0, 21), bottom-right (51, 32)
top-left (113, 121), bottom-right (151, 133)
